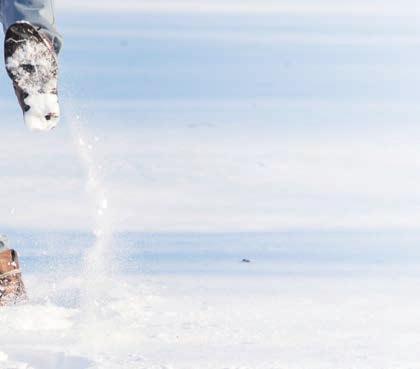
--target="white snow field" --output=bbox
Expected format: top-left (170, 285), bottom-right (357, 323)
top-left (2, 231), bottom-right (420, 369)
top-left (0, 0), bottom-right (419, 368)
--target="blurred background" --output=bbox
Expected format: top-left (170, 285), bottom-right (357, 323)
top-left (0, 0), bottom-right (419, 232)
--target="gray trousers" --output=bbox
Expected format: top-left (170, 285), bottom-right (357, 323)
top-left (0, 0), bottom-right (62, 52)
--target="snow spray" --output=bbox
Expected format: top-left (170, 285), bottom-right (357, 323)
top-left (69, 114), bottom-right (114, 314)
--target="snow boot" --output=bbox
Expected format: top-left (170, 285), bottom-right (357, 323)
top-left (4, 21), bottom-right (59, 131)
top-left (0, 244), bottom-right (26, 306)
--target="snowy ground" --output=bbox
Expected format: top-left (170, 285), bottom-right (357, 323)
top-left (3, 231), bottom-right (420, 369)
top-left (0, 1), bottom-right (419, 368)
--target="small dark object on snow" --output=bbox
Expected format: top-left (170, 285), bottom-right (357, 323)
top-left (242, 259), bottom-right (251, 263)
top-left (0, 248), bottom-right (26, 306)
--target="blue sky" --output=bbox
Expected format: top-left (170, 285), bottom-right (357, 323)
top-left (0, 1), bottom-right (419, 231)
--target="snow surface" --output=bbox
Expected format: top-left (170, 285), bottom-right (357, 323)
top-left (0, 133), bottom-right (419, 366)
top-left (2, 231), bottom-right (420, 369)
top-left (0, 2), bottom-right (419, 368)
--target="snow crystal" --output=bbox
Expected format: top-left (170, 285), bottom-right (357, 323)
top-left (24, 93), bottom-right (59, 131)
top-left (0, 352), bottom-right (7, 361)
top-left (5, 40), bottom-right (54, 95)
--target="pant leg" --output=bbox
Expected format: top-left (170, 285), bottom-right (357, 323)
top-left (0, 0), bottom-right (62, 53)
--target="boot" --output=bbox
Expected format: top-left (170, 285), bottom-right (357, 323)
top-left (4, 21), bottom-right (60, 131)
top-left (0, 248), bottom-right (26, 306)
